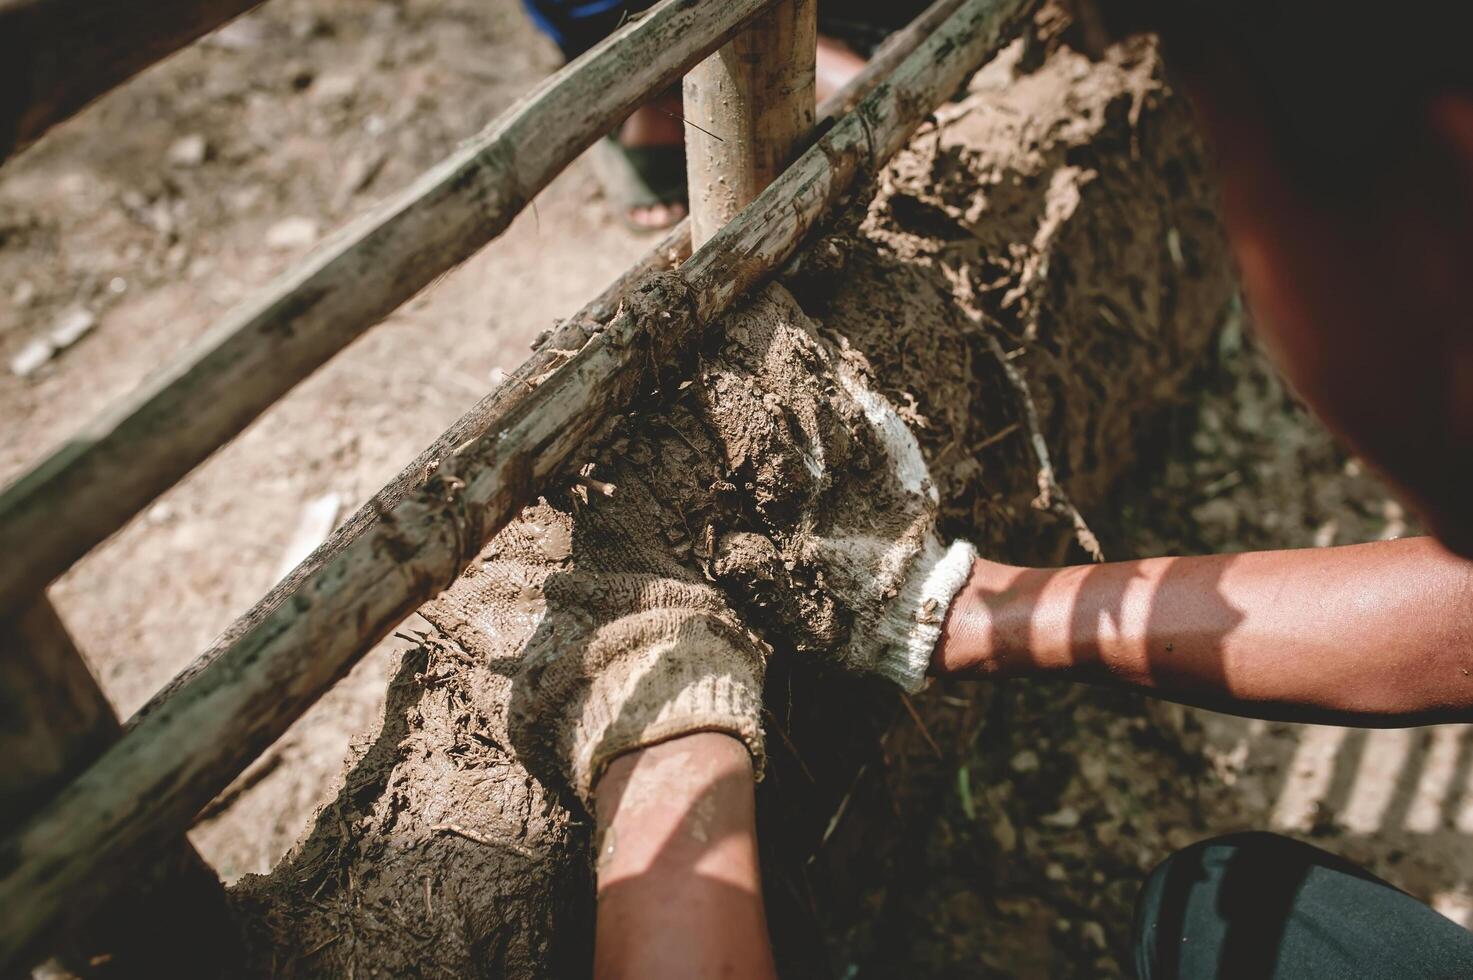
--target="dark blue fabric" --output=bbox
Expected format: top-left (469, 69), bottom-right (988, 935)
top-left (521, 0), bottom-right (656, 60)
top-left (1133, 832), bottom-right (1473, 979)
top-left (520, 0), bottom-right (932, 61)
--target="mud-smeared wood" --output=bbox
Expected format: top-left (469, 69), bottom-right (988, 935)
top-left (142, 0), bottom-right (976, 745)
top-left (0, 1), bottom-right (1029, 970)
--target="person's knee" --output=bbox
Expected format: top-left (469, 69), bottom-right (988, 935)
top-left (1139, 831), bottom-right (1295, 900)
top-left (1133, 832), bottom-right (1302, 980)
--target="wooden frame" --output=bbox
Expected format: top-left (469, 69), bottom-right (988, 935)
top-left (0, 0), bottom-right (1028, 970)
top-left (0, 0), bottom-right (779, 619)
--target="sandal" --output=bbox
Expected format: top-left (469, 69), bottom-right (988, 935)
top-left (590, 136), bottom-right (688, 233)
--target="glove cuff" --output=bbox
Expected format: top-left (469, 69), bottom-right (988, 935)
top-left (868, 538), bottom-right (977, 692)
top-left (528, 607), bottom-right (768, 807)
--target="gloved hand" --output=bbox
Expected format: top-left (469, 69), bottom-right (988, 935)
top-left (421, 281), bottom-right (972, 810)
top-left (421, 467), bottom-right (767, 808)
top-left (695, 285), bottom-right (976, 692)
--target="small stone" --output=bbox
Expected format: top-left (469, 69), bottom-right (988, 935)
top-left (1080, 921), bottom-right (1108, 951)
top-left (1079, 754), bottom-right (1108, 790)
top-left (333, 148), bottom-right (387, 209)
top-left (1009, 749), bottom-right (1040, 774)
top-left (206, 18), bottom-right (267, 49)
top-left (1045, 862), bottom-right (1068, 882)
top-left (229, 184), bottom-right (266, 214)
top-left (265, 216), bottom-right (319, 251)
top-left (989, 811), bottom-right (1017, 853)
top-left (291, 13), bottom-right (330, 39)
top-left (310, 71), bottom-right (358, 105)
top-left (287, 62), bottom-right (315, 91)
top-left (167, 133), bottom-right (208, 168)
top-left (1041, 806), bottom-right (1081, 829)
top-left (48, 308), bottom-right (96, 348)
top-left (1166, 826), bottom-right (1198, 850)
top-left (10, 338), bottom-right (56, 377)
top-left (147, 502), bottom-right (178, 524)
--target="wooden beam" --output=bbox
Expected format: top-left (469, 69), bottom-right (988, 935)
top-left (0, 597), bottom-right (233, 975)
top-left (0, 0), bottom-right (266, 161)
top-left (0, 0), bottom-right (779, 620)
top-left (683, 0), bottom-right (817, 248)
top-left (0, 0), bottom-right (1029, 968)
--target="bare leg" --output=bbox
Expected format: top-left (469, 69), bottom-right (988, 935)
top-left (592, 732), bottom-right (775, 980)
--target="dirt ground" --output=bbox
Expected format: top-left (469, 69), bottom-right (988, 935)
top-left (2, 0), bottom-right (651, 881)
top-left (4, 0), bottom-right (1471, 976)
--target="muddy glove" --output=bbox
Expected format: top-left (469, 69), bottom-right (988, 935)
top-left (699, 285), bottom-right (977, 693)
top-left (421, 472), bottom-right (767, 808)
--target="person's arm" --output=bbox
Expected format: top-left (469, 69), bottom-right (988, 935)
top-left (592, 732), bottom-right (776, 980)
top-left (934, 536), bottom-right (1473, 726)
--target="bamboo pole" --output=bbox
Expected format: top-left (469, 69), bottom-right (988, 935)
top-left (0, 0), bottom-right (778, 620)
top-left (0, 597), bottom-right (232, 975)
top-left (0, 0), bottom-right (266, 161)
top-left (0, 0), bottom-right (1029, 968)
top-left (683, 0), bottom-right (817, 248)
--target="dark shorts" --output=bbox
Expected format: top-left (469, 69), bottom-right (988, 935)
top-left (1134, 832), bottom-right (1473, 979)
top-left (520, 0), bottom-right (933, 60)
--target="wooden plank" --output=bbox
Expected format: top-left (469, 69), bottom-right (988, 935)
top-left (0, 0), bottom-right (778, 620)
top-left (0, 0), bottom-right (1029, 968)
top-left (0, 0), bottom-right (266, 160)
top-left (0, 597), bottom-right (232, 975)
top-left (683, 0), bottom-right (817, 247)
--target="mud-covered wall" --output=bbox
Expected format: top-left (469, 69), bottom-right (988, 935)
top-left (230, 27), bottom-right (1234, 979)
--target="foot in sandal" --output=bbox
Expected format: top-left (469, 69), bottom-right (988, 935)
top-left (596, 87), bottom-right (689, 233)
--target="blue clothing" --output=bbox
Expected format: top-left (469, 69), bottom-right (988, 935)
top-left (521, 0), bottom-right (930, 60)
top-left (521, 0), bottom-right (656, 59)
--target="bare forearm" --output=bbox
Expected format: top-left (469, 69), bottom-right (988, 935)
top-left (592, 733), bottom-right (775, 980)
top-left (935, 537), bottom-right (1473, 726)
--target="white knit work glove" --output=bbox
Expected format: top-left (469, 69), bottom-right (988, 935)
top-left (698, 285), bottom-right (976, 692)
top-left (420, 471), bottom-right (767, 809)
